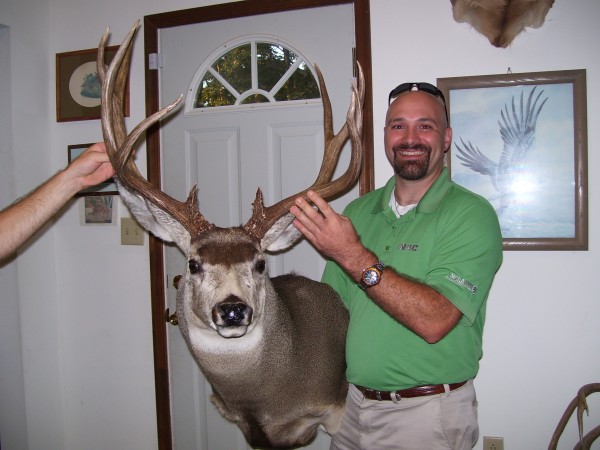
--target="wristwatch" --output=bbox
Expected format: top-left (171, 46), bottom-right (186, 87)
top-left (358, 261), bottom-right (386, 290)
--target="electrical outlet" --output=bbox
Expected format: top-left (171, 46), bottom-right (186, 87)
top-left (121, 218), bottom-right (145, 246)
top-left (483, 436), bottom-right (504, 450)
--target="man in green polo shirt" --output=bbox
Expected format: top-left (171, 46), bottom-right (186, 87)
top-left (291, 82), bottom-right (503, 449)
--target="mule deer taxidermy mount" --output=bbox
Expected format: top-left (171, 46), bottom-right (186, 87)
top-left (450, 0), bottom-right (555, 48)
top-left (98, 21), bottom-right (365, 449)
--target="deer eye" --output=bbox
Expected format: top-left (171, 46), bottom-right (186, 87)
top-left (255, 259), bottom-right (266, 274)
top-left (188, 259), bottom-right (202, 274)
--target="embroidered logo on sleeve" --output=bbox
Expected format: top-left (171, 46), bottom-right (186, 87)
top-left (448, 273), bottom-right (477, 294)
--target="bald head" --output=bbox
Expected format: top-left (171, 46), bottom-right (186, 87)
top-left (387, 91), bottom-right (449, 129)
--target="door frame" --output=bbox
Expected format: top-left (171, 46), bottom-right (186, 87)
top-left (143, 2), bottom-right (373, 448)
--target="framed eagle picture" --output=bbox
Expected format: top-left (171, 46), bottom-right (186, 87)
top-left (438, 70), bottom-right (588, 251)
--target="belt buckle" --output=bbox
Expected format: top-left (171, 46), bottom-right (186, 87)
top-left (376, 390), bottom-right (382, 401)
top-left (391, 391), bottom-right (401, 403)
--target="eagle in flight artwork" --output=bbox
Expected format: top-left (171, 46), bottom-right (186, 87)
top-left (454, 86), bottom-right (548, 217)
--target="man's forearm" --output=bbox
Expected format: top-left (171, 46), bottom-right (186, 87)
top-left (335, 244), bottom-right (462, 343)
top-left (364, 267), bottom-right (462, 343)
top-left (0, 143), bottom-right (114, 260)
top-left (0, 170), bottom-right (77, 259)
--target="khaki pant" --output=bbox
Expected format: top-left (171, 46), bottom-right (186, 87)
top-left (330, 380), bottom-right (478, 450)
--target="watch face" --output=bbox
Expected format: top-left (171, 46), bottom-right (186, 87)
top-left (363, 269), bottom-right (380, 286)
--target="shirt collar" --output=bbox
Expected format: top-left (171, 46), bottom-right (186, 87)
top-left (373, 167), bottom-right (453, 215)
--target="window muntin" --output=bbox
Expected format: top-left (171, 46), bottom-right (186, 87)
top-left (191, 39), bottom-right (320, 110)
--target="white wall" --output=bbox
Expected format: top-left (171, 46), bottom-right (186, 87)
top-left (0, 21), bottom-right (29, 450)
top-left (0, 0), bottom-right (598, 449)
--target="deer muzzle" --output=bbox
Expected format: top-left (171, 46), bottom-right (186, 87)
top-left (212, 296), bottom-right (253, 338)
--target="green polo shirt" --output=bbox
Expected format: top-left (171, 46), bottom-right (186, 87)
top-left (322, 168), bottom-right (503, 391)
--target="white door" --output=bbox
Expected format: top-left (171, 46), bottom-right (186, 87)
top-left (159, 5), bottom-right (356, 449)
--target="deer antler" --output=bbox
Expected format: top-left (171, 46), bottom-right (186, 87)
top-left (243, 63), bottom-right (365, 240)
top-left (548, 383), bottom-right (600, 450)
top-left (99, 21), bottom-right (364, 243)
top-left (98, 21), bottom-right (214, 238)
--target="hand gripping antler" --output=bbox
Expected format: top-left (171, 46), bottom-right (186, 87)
top-left (98, 21), bottom-right (214, 240)
top-left (243, 62), bottom-right (365, 240)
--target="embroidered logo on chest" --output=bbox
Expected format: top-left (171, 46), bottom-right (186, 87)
top-left (398, 243), bottom-right (419, 252)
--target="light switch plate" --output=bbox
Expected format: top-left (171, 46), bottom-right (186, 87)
top-left (121, 218), bottom-right (144, 245)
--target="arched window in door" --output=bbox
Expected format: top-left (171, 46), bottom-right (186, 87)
top-left (186, 37), bottom-right (320, 111)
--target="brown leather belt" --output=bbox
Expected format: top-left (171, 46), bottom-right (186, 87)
top-left (355, 380), bottom-right (468, 401)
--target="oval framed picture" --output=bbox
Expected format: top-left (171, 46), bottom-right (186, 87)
top-left (56, 45), bottom-right (130, 122)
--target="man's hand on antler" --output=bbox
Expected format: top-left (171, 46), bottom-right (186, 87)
top-left (291, 190), bottom-right (371, 275)
top-left (66, 143), bottom-right (115, 192)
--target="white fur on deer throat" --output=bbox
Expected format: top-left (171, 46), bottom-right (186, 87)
top-left (188, 321), bottom-right (264, 356)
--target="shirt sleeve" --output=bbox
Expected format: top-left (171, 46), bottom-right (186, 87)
top-left (424, 196), bottom-right (503, 325)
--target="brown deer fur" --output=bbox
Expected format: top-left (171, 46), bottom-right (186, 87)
top-left (451, 0), bottom-right (555, 48)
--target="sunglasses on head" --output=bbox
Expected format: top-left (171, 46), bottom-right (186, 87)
top-left (388, 82), bottom-right (449, 122)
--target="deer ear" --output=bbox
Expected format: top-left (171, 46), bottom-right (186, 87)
top-left (260, 213), bottom-right (302, 252)
top-left (119, 185), bottom-right (191, 253)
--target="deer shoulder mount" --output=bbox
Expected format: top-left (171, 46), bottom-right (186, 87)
top-left (98, 21), bottom-right (364, 449)
top-left (450, 0), bottom-right (555, 48)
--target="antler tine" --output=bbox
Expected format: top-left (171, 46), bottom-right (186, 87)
top-left (98, 23), bottom-right (136, 155)
top-left (548, 383), bottom-right (600, 449)
top-left (312, 64), bottom-right (348, 185)
top-left (99, 21), bottom-right (214, 237)
top-left (310, 63), bottom-right (364, 198)
top-left (243, 63), bottom-right (365, 240)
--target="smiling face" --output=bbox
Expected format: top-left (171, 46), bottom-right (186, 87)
top-left (384, 91), bottom-right (452, 186)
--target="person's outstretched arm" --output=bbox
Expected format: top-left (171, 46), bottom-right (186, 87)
top-left (0, 143), bottom-right (114, 259)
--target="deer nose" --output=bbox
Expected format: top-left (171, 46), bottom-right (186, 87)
top-left (213, 297), bottom-right (253, 327)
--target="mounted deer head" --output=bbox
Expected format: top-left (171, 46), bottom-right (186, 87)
top-left (450, 0), bottom-right (555, 48)
top-left (98, 21), bottom-right (364, 449)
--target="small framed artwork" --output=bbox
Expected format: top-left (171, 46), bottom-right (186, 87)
top-left (68, 143), bottom-right (118, 196)
top-left (56, 45), bottom-right (129, 122)
top-left (437, 70), bottom-right (588, 251)
top-left (79, 195), bottom-right (118, 226)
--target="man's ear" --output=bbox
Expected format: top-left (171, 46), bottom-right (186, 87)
top-left (444, 126), bottom-right (453, 153)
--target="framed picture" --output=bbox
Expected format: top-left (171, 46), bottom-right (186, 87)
top-left (437, 70), bottom-right (588, 251)
top-left (56, 45), bottom-right (129, 122)
top-left (79, 195), bottom-right (118, 226)
top-left (68, 143), bottom-right (118, 196)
